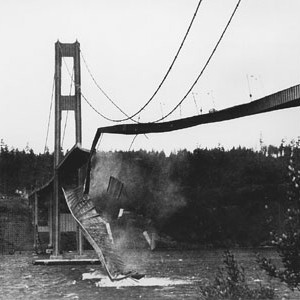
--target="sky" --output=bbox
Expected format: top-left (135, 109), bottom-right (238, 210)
top-left (0, 0), bottom-right (299, 154)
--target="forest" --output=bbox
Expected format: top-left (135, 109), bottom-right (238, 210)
top-left (0, 139), bottom-right (298, 247)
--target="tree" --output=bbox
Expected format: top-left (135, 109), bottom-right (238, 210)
top-left (257, 139), bottom-right (300, 290)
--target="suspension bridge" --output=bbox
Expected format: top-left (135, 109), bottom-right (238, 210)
top-left (29, 0), bottom-right (300, 281)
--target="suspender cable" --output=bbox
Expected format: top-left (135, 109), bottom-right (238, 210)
top-left (44, 74), bottom-right (55, 153)
top-left (153, 0), bottom-right (242, 123)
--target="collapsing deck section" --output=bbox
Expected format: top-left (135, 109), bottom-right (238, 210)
top-left (62, 186), bottom-right (142, 281)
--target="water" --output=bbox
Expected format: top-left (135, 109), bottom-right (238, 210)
top-left (0, 249), bottom-right (299, 299)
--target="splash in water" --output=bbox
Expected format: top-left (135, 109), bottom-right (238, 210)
top-left (82, 271), bottom-right (192, 288)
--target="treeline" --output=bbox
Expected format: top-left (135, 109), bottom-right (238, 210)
top-left (0, 141), bottom-right (53, 195)
top-left (0, 139), bottom-right (298, 247)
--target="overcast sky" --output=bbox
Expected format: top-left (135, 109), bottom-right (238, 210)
top-left (0, 0), bottom-right (299, 154)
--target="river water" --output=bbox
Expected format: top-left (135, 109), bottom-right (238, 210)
top-left (0, 249), bottom-right (299, 299)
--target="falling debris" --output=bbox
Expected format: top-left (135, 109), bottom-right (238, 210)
top-left (118, 208), bottom-right (124, 218)
top-left (143, 231), bottom-right (156, 251)
top-left (143, 231), bottom-right (152, 248)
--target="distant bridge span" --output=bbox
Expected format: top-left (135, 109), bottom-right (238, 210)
top-left (96, 83), bottom-right (300, 137)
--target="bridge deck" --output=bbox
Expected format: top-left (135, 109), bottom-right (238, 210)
top-left (97, 84), bottom-right (300, 135)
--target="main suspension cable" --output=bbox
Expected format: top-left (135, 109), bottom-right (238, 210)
top-left (59, 46), bottom-right (133, 123)
top-left (152, 0), bottom-right (242, 123)
top-left (80, 51), bottom-right (137, 122)
top-left (81, 0), bottom-right (203, 122)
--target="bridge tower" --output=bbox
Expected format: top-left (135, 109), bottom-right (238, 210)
top-left (52, 40), bottom-right (83, 257)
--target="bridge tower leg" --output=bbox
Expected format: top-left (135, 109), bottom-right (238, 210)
top-left (52, 40), bottom-right (83, 258)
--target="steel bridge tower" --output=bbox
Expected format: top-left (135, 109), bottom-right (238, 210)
top-left (52, 40), bottom-right (83, 257)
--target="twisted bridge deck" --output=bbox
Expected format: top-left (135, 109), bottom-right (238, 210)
top-left (97, 84), bottom-right (300, 135)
